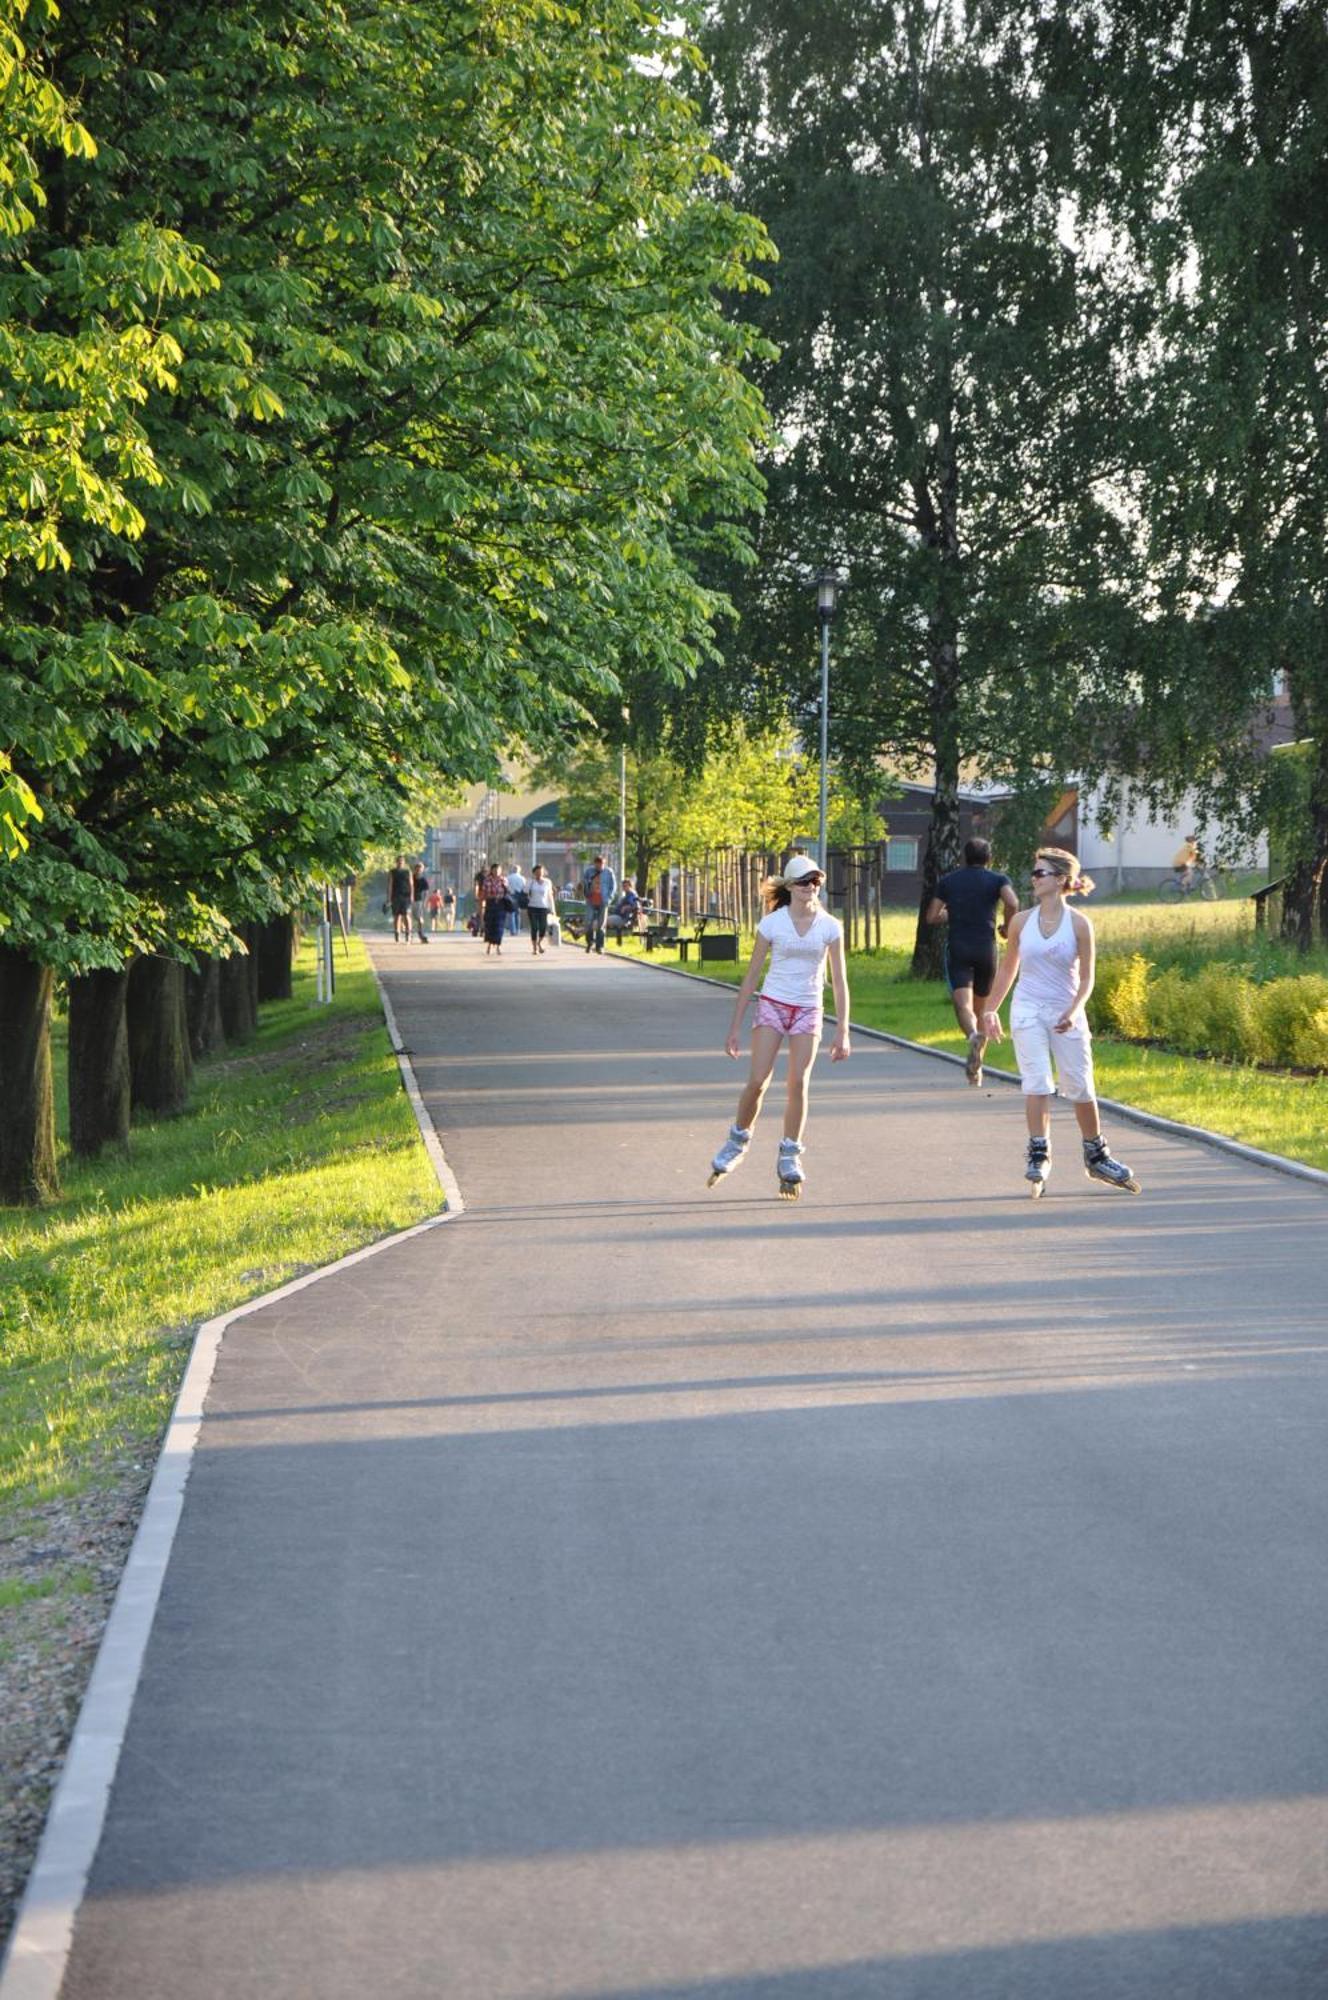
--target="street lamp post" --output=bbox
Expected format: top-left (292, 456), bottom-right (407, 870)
top-left (815, 567), bottom-right (841, 872)
top-left (618, 706), bottom-right (630, 886)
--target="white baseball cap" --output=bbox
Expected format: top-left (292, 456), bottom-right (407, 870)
top-left (782, 855), bottom-right (824, 884)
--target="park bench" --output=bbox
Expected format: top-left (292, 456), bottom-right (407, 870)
top-left (676, 912), bottom-right (740, 964)
top-left (1250, 876), bottom-right (1288, 931)
top-left (643, 912), bottom-right (682, 951)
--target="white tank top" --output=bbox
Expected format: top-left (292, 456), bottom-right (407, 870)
top-left (1013, 902), bottom-right (1080, 1019)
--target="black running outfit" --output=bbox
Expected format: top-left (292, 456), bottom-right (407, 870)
top-left (937, 865), bottom-right (1012, 997)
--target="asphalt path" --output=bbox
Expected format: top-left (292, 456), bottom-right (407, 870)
top-left (56, 933), bottom-right (1328, 1997)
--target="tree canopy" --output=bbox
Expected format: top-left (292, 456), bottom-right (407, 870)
top-left (0, 0), bottom-right (773, 1198)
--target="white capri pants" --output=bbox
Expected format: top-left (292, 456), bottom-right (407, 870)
top-left (1010, 1007), bottom-right (1096, 1102)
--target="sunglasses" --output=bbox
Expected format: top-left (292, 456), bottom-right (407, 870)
top-left (1030, 867), bottom-right (1060, 879)
top-left (792, 874), bottom-right (824, 887)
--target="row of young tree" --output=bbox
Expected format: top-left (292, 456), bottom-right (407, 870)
top-left (691, 0), bottom-right (1328, 971)
top-left (533, 722), bottom-right (883, 894)
top-left (0, 0), bottom-right (772, 1203)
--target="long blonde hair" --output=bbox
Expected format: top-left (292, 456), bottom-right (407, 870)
top-left (1035, 847), bottom-right (1095, 898)
top-left (761, 876), bottom-right (793, 912)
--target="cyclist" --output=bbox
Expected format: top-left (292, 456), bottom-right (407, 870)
top-left (1172, 834), bottom-right (1201, 893)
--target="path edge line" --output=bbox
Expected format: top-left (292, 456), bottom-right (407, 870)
top-left (0, 967), bottom-right (463, 2000)
top-left (367, 942), bottom-right (466, 1215)
top-left (609, 950), bottom-right (1328, 1194)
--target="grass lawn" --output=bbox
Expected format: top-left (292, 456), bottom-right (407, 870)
top-left (0, 934), bottom-right (441, 1528)
top-left (612, 900), bottom-right (1328, 1172)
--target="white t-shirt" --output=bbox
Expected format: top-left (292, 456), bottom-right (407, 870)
top-left (757, 906), bottom-right (842, 1008)
top-left (526, 877), bottom-right (555, 911)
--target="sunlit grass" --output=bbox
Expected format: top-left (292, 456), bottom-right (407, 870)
top-left (0, 936), bottom-right (441, 1515)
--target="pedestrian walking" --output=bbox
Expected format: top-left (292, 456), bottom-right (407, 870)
top-left (441, 885), bottom-right (456, 931)
top-left (481, 862), bottom-right (510, 955)
top-left (411, 861), bottom-right (431, 943)
top-left (427, 885), bottom-right (444, 932)
top-left (526, 864), bottom-right (555, 953)
top-left (506, 862), bottom-right (528, 938)
top-left (387, 853), bottom-right (413, 944)
top-left (981, 847), bottom-right (1140, 1198)
top-left (580, 853), bottom-right (617, 954)
top-left (924, 836), bottom-right (1018, 1086)
top-left (708, 855), bottom-right (850, 1202)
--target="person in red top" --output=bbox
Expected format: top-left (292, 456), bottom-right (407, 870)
top-left (481, 863), bottom-right (509, 955)
top-left (580, 854), bottom-right (617, 954)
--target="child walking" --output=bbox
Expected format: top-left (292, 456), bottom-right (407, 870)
top-left (981, 848), bottom-right (1140, 1197)
top-left (708, 855), bottom-right (850, 1201)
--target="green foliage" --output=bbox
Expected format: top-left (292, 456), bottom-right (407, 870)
top-left (1, 0), bottom-right (772, 973)
top-left (1086, 944), bottom-right (1328, 1070)
top-left (1252, 976), bottom-right (1328, 1071)
top-left (537, 720), bottom-right (874, 886)
top-left (1263, 743), bottom-right (1314, 879)
top-left (1048, 1), bottom-right (1328, 936)
top-left (1090, 951), bottom-right (1153, 1042)
top-left (1143, 965), bottom-right (1260, 1065)
top-left (699, 0), bottom-right (1155, 957)
top-left (989, 780), bottom-right (1072, 879)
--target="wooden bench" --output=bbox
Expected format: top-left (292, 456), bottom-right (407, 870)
top-left (1250, 876), bottom-right (1288, 931)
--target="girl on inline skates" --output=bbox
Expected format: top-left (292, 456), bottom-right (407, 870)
top-left (707, 856), bottom-right (850, 1201)
top-left (980, 847), bottom-right (1140, 1197)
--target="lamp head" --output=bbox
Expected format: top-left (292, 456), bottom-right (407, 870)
top-left (815, 565), bottom-right (842, 622)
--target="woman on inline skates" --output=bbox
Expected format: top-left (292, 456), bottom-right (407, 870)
top-left (980, 848), bottom-right (1140, 1197)
top-left (707, 855), bottom-right (850, 1201)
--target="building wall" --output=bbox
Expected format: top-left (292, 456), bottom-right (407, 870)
top-left (1076, 784), bottom-right (1267, 890)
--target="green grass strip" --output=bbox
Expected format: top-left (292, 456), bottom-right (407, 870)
top-left (614, 915), bottom-right (1328, 1173)
top-left (0, 936), bottom-right (441, 1516)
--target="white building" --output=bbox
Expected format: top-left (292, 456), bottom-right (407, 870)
top-left (1076, 784), bottom-right (1267, 893)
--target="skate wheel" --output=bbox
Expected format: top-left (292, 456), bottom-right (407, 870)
top-left (1029, 1182), bottom-right (1044, 1199)
top-left (778, 1182), bottom-right (802, 1201)
top-left (706, 1170), bottom-right (723, 1188)
top-left (1123, 1178), bottom-right (1141, 1194)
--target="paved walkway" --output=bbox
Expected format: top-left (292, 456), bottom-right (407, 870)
top-left (49, 939), bottom-right (1328, 1995)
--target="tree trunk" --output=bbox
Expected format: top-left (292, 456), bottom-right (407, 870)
top-left (127, 957), bottom-right (193, 1117)
top-left (0, 947), bottom-right (58, 1204)
top-left (68, 966), bottom-right (131, 1158)
top-left (1280, 730), bottom-right (1328, 951)
top-left (244, 921), bottom-right (261, 1016)
top-left (219, 944), bottom-right (257, 1042)
top-left (185, 955), bottom-right (225, 1058)
top-left (910, 401), bottom-right (965, 978)
top-left (911, 691), bottom-right (963, 978)
top-left (255, 913), bottom-right (294, 1002)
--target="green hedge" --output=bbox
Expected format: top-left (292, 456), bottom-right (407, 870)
top-left (1088, 953), bottom-right (1328, 1070)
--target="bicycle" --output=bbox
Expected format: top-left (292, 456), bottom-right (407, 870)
top-left (1159, 864), bottom-right (1226, 902)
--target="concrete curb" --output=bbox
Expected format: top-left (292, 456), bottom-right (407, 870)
top-left (609, 950), bottom-right (1328, 1195)
top-left (372, 958), bottom-right (466, 1216)
top-left (0, 966), bottom-right (461, 2000)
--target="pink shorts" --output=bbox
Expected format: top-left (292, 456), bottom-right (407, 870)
top-left (755, 995), bottom-right (822, 1039)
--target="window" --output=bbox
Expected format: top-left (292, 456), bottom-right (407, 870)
top-left (885, 836), bottom-right (919, 871)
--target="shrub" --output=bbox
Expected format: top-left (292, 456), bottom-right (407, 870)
top-left (1143, 966), bottom-right (1192, 1051)
top-left (1184, 964), bottom-right (1264, 1063)
top-left (1092, 952), bottom-right (1153, 1040)
top-left (1253, 975), bottom-right (1328, 1070)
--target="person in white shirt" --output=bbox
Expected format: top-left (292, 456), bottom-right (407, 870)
top-left (707, 855), bottom-right (850, 1201)
top-left (525, 864), bottom-right (556, 954)
top-left (981, 846), bottom-right (1140, 1197)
